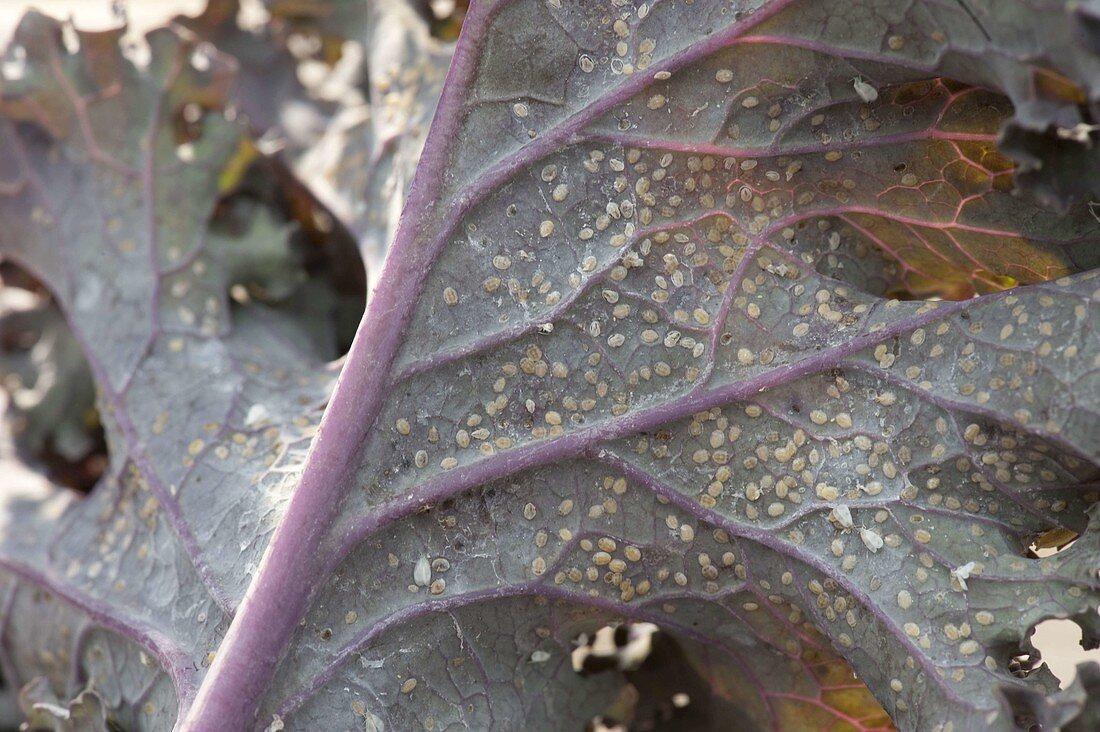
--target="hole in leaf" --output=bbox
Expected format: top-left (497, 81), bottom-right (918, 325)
top-left (235, 0), bottom-right (271, 31)
top-left (0, 261), bottom-right (106, 493)
top-left (190, 44), bottom-right (214, 73)
top-left (212, 152), bottom-right (366, 359)
top-left (1009, 651), bottom-right (1043, 679)
top-left (60, 22), bottom-right (81, 55)
top-left (286, 31), bottom-right (323, 60)
top-left (428, 0), bottom-right (470, 40)
top-left (571, 623), bottom-right (658, 676)
top-left (174, 101), bottom-right (207, 146)
top-left (1, 44), bottom-right (26, 82)
top-left (1027, 528), bottom-right (1079, 557)
top-left (574, 624), bottom-right (731, 731)
top-left (1032, 618), bottom-right (1100, 689)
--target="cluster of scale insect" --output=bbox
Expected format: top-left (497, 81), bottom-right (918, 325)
top-left (382, 132), bottom-right (917, 495)
top-left (356, 148), bottom-right (1097, 731)
top-left (519, 471), bottom-right (760, 604)
top-left (310, 5), bottom-right (1100, 726)
top-left (409, 42), bottom-right (991, 381)
top-left (379, 142), bottom-right (807, 489)
top-left (860, 279), bottom-right (1098, 438)
top-left (379, 12), bottom-right (1048, 496)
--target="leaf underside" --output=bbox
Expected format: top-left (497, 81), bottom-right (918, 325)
top-left (0, 2), bottom-right (1099, 732)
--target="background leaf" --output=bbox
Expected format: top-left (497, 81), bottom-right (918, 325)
top-left (0, 11), bottom-right (346, 726)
